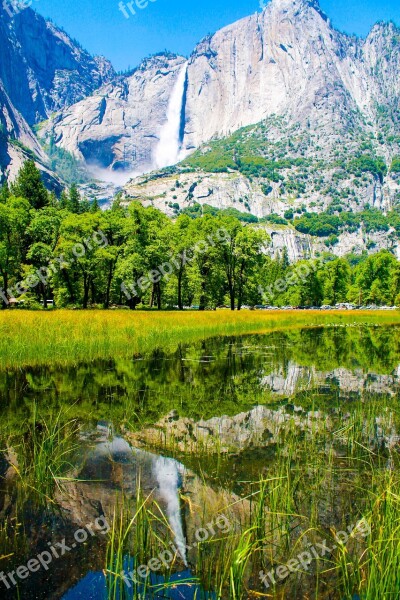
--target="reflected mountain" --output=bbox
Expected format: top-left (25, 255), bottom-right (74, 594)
top-left (1, 326), bottom-right (400, 598)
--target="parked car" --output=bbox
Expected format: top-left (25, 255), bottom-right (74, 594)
top-left (335, 303), bottom-right (356, 310)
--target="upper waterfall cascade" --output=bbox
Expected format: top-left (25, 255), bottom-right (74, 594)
top-left (154, 62), bottom-right (188, 169)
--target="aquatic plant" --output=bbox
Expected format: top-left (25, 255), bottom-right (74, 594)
top-left (105, 481), bottom-right (194, 600)
top-left (1, 309), bottom-right (399, 370)
top-left (11, 405), bottom-right (80, 503)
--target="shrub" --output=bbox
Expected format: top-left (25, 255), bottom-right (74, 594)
top-left (391, 157), bottom-right (400, 174)
top-left (348, 155), bottom-right (387, 183)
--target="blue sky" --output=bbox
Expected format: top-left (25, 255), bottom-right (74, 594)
top-left (34, 0), bottom-right (400, 71)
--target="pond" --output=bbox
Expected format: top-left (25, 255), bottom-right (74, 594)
top-left (0, 325), bottom-right (399, 599)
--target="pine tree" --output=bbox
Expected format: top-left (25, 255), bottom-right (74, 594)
top-left (79, 197), bottom-right (91, 213)
top-left (68, 184), bottom-right (81, 213)
top-left (12, 160), bottom-right (49, 209)
top-left (90, 197), bottom-right (100, 212)
top-left (0, 181), bottom-right (10, 203)
top-left (59, 190), bottom-right (69, 209)
top-left (111, 193), bottom-right (123, 211)
top-left (49, 191), bottom-right (58, 207)
top-left (280, 247), bottom-right (290, 270)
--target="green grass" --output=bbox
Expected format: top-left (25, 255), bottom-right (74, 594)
top-left (9, 405), bottom-right (80, 504)
top-left (2, 316), bottom-right (400, 597)
top-left (1, 310), bottom-right (400, 370)
top-left (120, 398), bottom-right (400, 598)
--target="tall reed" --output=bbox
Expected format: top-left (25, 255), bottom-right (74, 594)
top-left (11, 404), bottom-right (80, 504)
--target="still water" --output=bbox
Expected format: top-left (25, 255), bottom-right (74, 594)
top-left (0, 325), bottom-right (399, 599)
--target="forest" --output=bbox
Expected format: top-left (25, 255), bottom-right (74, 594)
top-left (1, 160), bottom-right (400, 310)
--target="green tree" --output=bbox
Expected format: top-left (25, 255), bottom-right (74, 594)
top-left (12, 161), bottom-right (48, 210)
top-left (0, 182), bottom-right (10, 203)
top-left (91, 197), bottom-right (100, 213)
top-left (100, 210), bottom-right (126, 307)
top-left (283, 261), bottom-right (323, 307)
top-left (350, 250), bottom-right (397, 305)
top-left (53, 213), bottom-right (108, 308)
top-left (27, 207), bottom-right (63, 250)
top-left (390, 263), bottom-right (400, 306)
top-left (191, 216), bottom-right (225, 310)
top-left (68, 185), bottom-right (81, 214)
top-left (116, 203), bottom-right (169, 310)
top-left (165, 215), bottom-right (193, 310)
top-left (25, 242), bottom-right (53, 308)
top-left (0, 196), bottom-right (31, 306)
top-left (321, 259), bottom-right (351, 305)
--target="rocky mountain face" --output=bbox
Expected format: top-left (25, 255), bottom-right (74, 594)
top-left (1, 0), bottom-right (400, 237)
top-left (38, 54), bottom-right (187, 176)
top-left (39, 0), bottom-right (400, 219)
top-left (0, 79), bottom-right (57, 186)
top-left (45, 0), bottom-right (399, 163)
top-left (263, 224), bottom-right (400, 262)
top-left (122, 167), bottom-right (400, 262)
top-left (183, 0), bottom-right (358, 151)
top-left (0, 4), bottom-right (114, 181)
top-left (0, 5), bottom-right (114, 125)
top-left (117, 0), bottom-right (400, 244)
top-left (181, 2), bottom-right (400, 154)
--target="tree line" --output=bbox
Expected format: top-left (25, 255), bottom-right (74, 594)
top-left (1, 161), bottom-right (400, 310)
top-left (260, 250), bottom-right (400, 307)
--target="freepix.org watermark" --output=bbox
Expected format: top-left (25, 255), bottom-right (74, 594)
top-left (259, 518), bottom-right (371, 589)
top-left (0, 230), bottom-right (108, 306)
top-left (121, 227), bottom-right (230, 301)
top-left (119, 514), bottom-right (232, 587)
top-left (118, 0), bottom-right (156, 19)
top-left (258, 257), bottom-right (323, 304)
top-left (0, 516), bottom-right (110, 590)
top-left (2, 0), bottom-right (39, 18)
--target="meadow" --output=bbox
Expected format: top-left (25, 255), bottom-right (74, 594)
top-left (2, 309), bottom-right (400, 369)
top-left (1, 313), bottom-right (400, 598)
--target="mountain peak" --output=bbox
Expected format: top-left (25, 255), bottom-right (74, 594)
top-left (269, 0), bottom-right (320, 9)
top-left (268, 0), bottom-right (328, 21)
top-left (0, 5), bottom-right (115, 126)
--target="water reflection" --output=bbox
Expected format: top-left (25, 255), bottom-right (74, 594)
top-left (62, 567), bottom-right (212, 600)
top-left (1, 326), bottom-right (400, 427)
top-left (79, 425), bottom-right (187, 564)
top-left (59, 427), bottom-right (207, 599)
top-left (1, 325), bottom-right (400, 599)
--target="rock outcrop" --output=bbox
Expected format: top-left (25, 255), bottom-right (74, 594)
top-left (38, 55), bottom-right (187, 175)
top-left (1, 0), bottom-right (400, 225)
top-left (0, 80), bottom-right (56, 182)
top-left (43, 0), bottom-right (400, 179)
top-left (183, 0), bottom-right (356, 151)
top-left (0, 3), bottom-right (114, 182)
top-left (117, 0), bottom-right (399, 218)
top-left (0, 5), bottom-right (114, 126)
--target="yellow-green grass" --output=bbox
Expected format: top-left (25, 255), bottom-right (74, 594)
top-left (1, 309), bottom-right (400, 370)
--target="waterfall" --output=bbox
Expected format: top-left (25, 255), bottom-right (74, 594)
top-left (90, 431), bottom-right (188, 567)
top-left (153, 456), bottom-right (188, 565)
top-left (154, 62), bottom-right (188, 169)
